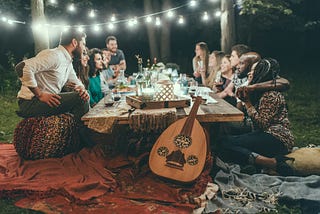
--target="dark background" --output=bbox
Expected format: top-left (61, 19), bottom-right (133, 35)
top-left (0, 0), bottom-right (319, 76)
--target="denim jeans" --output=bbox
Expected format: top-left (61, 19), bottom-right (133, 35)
top-left (217, 131), bottom-right (288, 165)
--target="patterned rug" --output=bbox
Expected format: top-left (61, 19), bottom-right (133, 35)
top-left (0, 143), bottom-right (213, 213)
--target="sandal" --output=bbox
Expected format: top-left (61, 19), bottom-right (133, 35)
top-left (275, 155), bottom-right (296, 176)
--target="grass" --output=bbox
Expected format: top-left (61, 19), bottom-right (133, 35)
top-left (0, 63), bottom-right (319, 212)
top-left (0, 92), bottom-right (20, 143)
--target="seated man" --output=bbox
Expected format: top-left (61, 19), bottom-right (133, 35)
top-left (16, 30), bottom-right (89, 123)
top-left (105, 35), bottom-right (126, 72)
top-left (217, 48), bottom-right (290, 107)
top-left (101, 48), bottom-right (118, 88)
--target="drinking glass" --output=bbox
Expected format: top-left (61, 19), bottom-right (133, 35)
top-left (104, 90), bottom-right (114, 107)
top-left (112, 91), bottom-right (122, 102)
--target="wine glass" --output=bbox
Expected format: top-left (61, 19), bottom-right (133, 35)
top-left (104, 90), bottom-right (114, 107)
top-left (112, 91), bottom-right (121, 102)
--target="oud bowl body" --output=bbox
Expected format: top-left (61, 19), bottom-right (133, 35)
top-left (149, 117), bottom-right (207, 183)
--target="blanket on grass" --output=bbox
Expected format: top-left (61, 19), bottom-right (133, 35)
top-left (204, 158), bottom-right (320, 213)
top-left (0, 143), bottom-right (213, 213)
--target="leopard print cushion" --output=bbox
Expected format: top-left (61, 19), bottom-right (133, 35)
top-left (13, 114), bottom-right (79, 160)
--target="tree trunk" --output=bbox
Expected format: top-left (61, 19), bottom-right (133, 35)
top-left (160, 0), bottom-right (171, 63)
top-left (144, 0), bottom-right (160, 61)
top-left (220, 0), bottom-right (236, 53)
top-left (31, 0), bottom-right (49, 55)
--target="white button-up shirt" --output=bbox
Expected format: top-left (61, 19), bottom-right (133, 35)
top-left (17, 45), bottom-right (84, 100)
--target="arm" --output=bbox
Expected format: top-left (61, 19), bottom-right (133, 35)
top-left (247, 77), bottom-right (290, 92)
top-left (118, 50), bottom-right (126, 71)
top-left (243, 92), bottom-right (281, 130)
top-left (67, 66), bottom-right (90, 102)
top-left (216, 82), bottom-right (235, 98)
top-left (192, 58), bottom-right (201, 78)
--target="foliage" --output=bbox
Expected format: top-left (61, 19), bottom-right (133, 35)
top-left (0, 94), bottom-right (20, 142)
top-left (238, 0), bottom-right (304, 31)
top-left (0, 52), bottom-right (20, 93)
top-left (0, 0), bottom-right (30, 20)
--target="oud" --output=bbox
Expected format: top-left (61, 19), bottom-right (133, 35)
top-left (149, 96), bottom-right (207, 183)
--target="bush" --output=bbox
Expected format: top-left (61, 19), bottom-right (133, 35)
top-left (0, 52), bottom-right (21, 94)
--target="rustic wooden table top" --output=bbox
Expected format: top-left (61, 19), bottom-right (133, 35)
top-left (82, 94), bottom-right (244, 125)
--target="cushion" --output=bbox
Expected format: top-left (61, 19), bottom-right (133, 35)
top-left (286, 147), bottom-right (320, 176)
top-left (13, 114), bottom-right (79, 160)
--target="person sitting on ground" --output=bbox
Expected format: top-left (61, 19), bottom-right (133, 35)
top-left (216, 54), bottom-right (236, 105)
top-left (192, 42), bottom-right (210, 85)
top-left (88, 48), bottom-right (109, 107)
top-left (15, 31), bottom-right (89, 123)
top-left (217, 58), bottom-right (295, 176)
top-left (216, 44), bottom-right (251, 100)
top-left (106, 35), bottom-right (127, 72)
top-left (203, 50), bottom-right (225, 90)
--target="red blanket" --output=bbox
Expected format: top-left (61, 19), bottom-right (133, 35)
top-left (0, 143), bottom-right (212, 213)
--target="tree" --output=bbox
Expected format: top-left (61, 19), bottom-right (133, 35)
top-left (31, 0), bottom-right (49, 54)
top-left (143, 0), bottom-right (172, 63)
top-left (237, 0), bottom-right (303, 46)
top-left (220, 0), bottom-right (236, 53)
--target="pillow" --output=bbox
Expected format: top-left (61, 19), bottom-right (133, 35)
top-left (13, 114), bottom-right (79, 160)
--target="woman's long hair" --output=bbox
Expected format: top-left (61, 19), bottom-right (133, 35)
top-left (72, 50), bottom-right (89, 89)
top-left (249, 58), bottom-right (280, 106)
top-left (88, 48), bottom-right (103, 77)
top-left (194, 42), bottom-right (210, 74)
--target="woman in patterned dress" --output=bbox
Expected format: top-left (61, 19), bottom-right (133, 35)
top-left (218, 58), bottom-right (295, 175)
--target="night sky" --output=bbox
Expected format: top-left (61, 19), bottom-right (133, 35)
top-left (0, 0), bottom-right (319, 75)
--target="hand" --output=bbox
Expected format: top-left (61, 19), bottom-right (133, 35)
top-left (214, 82), bottom-right (223, 92)
top-left (74, 85), bottom-right (90, 102)
top-left (38, 92), bottom-right (61, 107)
top-left (236, 86), bottom-right (250, 102)
top-left (64, 81), bottom-right (76, 90)
top-left (193, 71), bottom-right (201, 78)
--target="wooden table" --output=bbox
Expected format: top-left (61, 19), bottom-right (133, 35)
top-left (82, 95), bottom-right (244, 126)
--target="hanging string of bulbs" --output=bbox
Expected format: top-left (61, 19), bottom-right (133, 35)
top-left (1, 0), bottom-right (222, 33)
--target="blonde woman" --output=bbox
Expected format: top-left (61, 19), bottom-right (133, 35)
top-left (204, 51), bottom-right (225, 89)
top-left (192, 42), bottom-right (209, 84)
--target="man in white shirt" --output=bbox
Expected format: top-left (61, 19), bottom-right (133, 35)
top-left (16, 31), bottom-right (90, 122)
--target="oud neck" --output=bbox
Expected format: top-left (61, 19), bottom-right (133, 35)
top-left (180, 96), bottom-right (202, 136)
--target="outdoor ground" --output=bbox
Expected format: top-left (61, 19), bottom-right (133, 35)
top-left (0, 62), bottom-right (319, 213)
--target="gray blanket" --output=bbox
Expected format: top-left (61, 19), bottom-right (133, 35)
top-left (204, 158), bottom-right (320, 213)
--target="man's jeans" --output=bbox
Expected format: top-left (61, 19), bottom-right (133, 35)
top-left (17, 92), bottom-right (89, 122)
top-left (17, 92), bottom-right (93, 147)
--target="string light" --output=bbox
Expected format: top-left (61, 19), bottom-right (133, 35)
top-left (155, 17), bottom-right (161, 26)
top-left (77, 26), bottom-right (84, 32)
top-left (107, 22), bottom-right (115, 30)
top-left (166, 10), bottom-right (175, 18)
top-left (67, 3), bottom-right (76, 12)
top-left (110, 14), bottom-right (116, 22)
top-left (215, 11), bottom-right (221, 17)
top-left (202, 11), bottom-right (209, 21)
top-left (0, 0), bottom-right (221, 31)
top-left (178, 16), bottom-right (184, 25)
top-left (1, 17), bottom-right (8, 22)
top-left (190, 0), bottom-right (198, 7)
top-left (88, 10), bottom-right (95, 18)
top-left (49, 0), bottom-right (57, 4)
top-left (145, 16), bottom-right (152, 23)
top-left (93, 24), bottom-right (100, 32)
